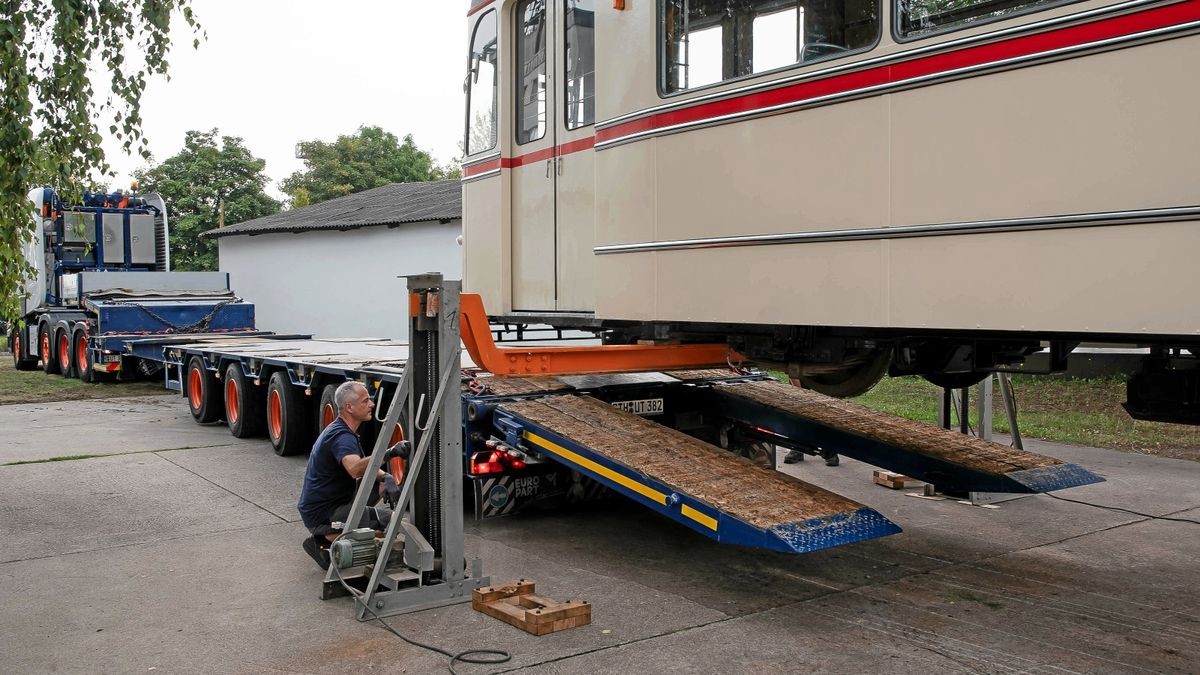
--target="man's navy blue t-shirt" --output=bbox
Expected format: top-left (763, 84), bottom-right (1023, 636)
top-left (297, 418), bottom-right (363, 529)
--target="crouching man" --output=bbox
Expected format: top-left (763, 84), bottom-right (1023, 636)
top-left (297, 380), bottom-right (405, 569)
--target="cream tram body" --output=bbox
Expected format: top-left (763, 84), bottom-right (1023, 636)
top-left (460, 0), bottom-right (1200, 400)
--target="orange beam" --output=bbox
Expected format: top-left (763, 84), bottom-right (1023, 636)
top-left (460, 294), bottom-right (740, 376)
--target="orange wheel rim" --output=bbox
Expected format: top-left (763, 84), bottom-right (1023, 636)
top-left (225, 379), bottom-right (240, 425)
top-left (389, 425), bottom-right (405, 445)
top-left (268, 390), bottom-right (283, 440)
top-left (41, 332), bottom-right (50, 361)
top-left (320, 402), bottom-right (335, 430)
top-left (76, 338), bottom-right (87, 372)
top-left (189, 367), bottom-right (204, 408)
top-left (59, 334), bottom-right (70, 369)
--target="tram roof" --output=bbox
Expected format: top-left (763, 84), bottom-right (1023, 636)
top-left (202, 179), bottom-right (461, 239)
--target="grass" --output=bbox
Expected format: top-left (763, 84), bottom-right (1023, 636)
top-left (848, 374), bottom-right (1200, 461)
top-left (0, 335), bottom-right (168, 405)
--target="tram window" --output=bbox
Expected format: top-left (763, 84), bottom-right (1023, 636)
top-left (662, 0), bottom-right (879, 94)
top-left (565, 0), bottom-right (596, 130)
top-left (897, 0), bottom-right (1064, 39)
top-left (516, 0), bottom-right (548, 144)
top-left (466, 10), bottom-right (498, 156)
top-left (754, 8), bottom-right (800, 74)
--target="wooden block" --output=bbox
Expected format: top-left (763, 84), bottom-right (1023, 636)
top-left (472, 579), bottom-right (590, 636)
top-left (873, 470), bottom-right (913, 489)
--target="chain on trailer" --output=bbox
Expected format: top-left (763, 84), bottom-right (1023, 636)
top-left (322, 273), bottom-right (489, 619)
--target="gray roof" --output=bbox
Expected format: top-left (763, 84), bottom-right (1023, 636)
top-left (202, 179), bottom-right (461, 239)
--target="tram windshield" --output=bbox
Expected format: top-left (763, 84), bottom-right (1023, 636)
top-left (466, 9), bottom-right (498, 155)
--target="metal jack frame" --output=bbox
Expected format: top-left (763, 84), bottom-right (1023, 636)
top-left (322, 274), bottom-right (489, 618)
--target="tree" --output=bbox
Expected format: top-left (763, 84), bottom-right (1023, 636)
top-left (135, 129), bottom-right (280, 271)
top-left (281, 125), bottom-right (459, 206)
top-left (1, 1), bottom-right (200, 321)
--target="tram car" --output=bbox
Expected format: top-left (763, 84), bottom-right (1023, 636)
top-left (460, 0), bottom-right (1200, 421)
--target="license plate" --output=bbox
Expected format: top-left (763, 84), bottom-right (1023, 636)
top-left (612, 398), bottom-right (664, 416)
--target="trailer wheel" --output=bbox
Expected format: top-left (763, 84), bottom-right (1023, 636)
top-left (267, 371), bottom-right (311, 456)
top-left (225, 363), bottom-right (265, 438)
top-left (56, 328), bottom-right (75, 378)
top-left (317, 384), bottom-right (339, 432)
top-left (187, 356), bottom-right (223, 423)
top-left (39, 325), bottom-right (60, 375)
top-left (10, 326), bottom-right (38, 371)
top-left (74, 330), bottom-right (95, 383)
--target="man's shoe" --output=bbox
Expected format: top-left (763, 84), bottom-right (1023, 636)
top-left (302, 535), bottom-right (331, 570)
top-left (783, 449), bottom-right (806, 464)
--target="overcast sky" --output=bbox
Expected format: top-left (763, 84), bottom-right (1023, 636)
top-left (102, 1), bottom-right (466, 199)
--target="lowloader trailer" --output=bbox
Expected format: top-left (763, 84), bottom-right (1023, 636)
top-left (126, 289), bottom-right (1102, 557)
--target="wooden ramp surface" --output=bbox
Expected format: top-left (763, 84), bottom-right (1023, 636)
top-left (501, 395), bottom-right (877, 531)
top-left (716, 380), bottom-right (1103, 493)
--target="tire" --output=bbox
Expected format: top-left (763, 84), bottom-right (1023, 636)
top-left (56, 327), bottom-right (75, 378)
top-left (224, 363), bottom-right (265, 438)
top-left (74, 330), bottom-right (93, 383)
top-left (267, 371), bottom-right (312, 456)
top-left (10, 326), bottom-right (38, 371)
top-left (316, 383), bottom-right (339, 433)
top-left (186, 356), bottom-right (223, 423)
top-left (39, 325), bottom-right (60, 375)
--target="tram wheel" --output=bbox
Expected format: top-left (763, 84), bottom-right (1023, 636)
top-left (225, 363), bottom-right (265, 438)
top-left (267, 371), bottom-right (312, 456)
top-left (922, 371), bottom-right (990, 390)
top-left (794, 348), bottom-right (892, 398)
top-left (187, 356), bottom-right (223, 423)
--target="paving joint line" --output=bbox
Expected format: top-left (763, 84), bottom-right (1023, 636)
top-left (155, 451), bottom-right (291, 522)
top-left (0, 520), bottom-right (298, 566)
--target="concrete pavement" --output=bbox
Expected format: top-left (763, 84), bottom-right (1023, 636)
top-left (1, 394), bottom-right (1197, 673)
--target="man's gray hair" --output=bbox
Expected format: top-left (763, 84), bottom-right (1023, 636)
top-left (334, 380), bottom-right (366, 412)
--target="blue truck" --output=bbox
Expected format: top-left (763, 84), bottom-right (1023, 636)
top-left (8, 187), bottom-right (258, 382)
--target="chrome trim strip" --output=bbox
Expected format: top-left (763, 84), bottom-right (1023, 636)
top-left (460, 168), bottom-right (501, 184)
top-left (595, 20), bottom-right (1200, 150)
top-left (593, 206), bottom-right (1200, 255)
top-left (597, 0), bottom-right (1165, 130)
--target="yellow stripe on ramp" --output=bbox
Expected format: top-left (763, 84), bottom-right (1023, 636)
top-left (524, 431), bottom-right (668, 505)
top-left (681, 504), bottom-right (718, 531)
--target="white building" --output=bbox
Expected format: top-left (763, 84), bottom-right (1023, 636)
top-left (205, 180), bottom-right (461, 340)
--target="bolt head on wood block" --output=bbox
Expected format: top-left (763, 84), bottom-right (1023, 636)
top-left (473, 580), bottom-right (536, 605)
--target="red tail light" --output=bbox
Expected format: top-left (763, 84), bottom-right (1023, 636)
top-left (470, 448), bottom-right (527, 475)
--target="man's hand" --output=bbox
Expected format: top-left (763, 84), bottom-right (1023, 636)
top-left (380, 473), bottom-right (402, 508)
top-left (383, 440), bottom-right (410, 463)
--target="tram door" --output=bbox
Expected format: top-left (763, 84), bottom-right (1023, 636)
top-left (511, 0), bottom-right (596, 313)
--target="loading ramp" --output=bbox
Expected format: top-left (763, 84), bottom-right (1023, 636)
top-left (491, 395), bottom-right (902, 554)
top-left (707, 379), bottom-right (1104, 494)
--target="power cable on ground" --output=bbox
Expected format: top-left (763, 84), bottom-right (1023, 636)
top-left (1042, 492), bottom-right (1200, 525)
